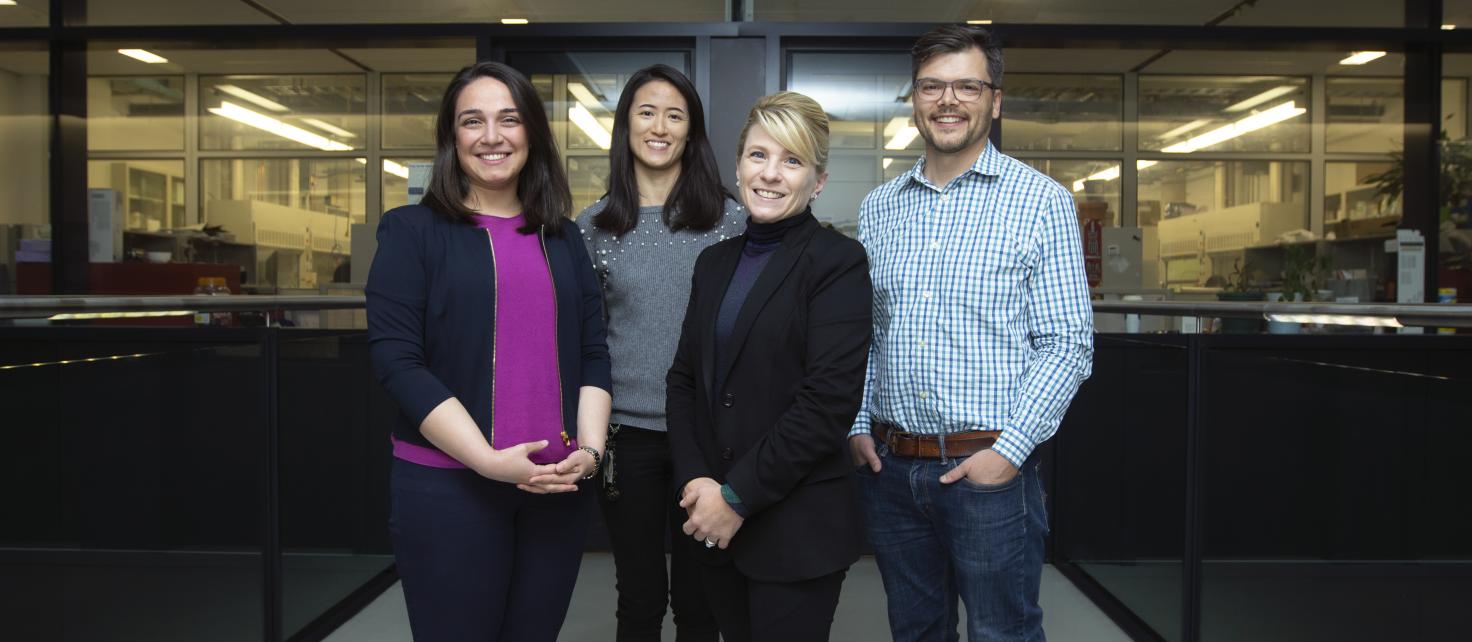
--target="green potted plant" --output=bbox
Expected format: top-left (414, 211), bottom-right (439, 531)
top-left (1217, 258), bottom-right (1265, 333)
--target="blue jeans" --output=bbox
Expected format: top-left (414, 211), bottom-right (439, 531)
top-left (857, 443), bottom-right (1047, 642)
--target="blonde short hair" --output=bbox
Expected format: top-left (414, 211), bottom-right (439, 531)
top-left (736, 91), bottom-right (830, 174)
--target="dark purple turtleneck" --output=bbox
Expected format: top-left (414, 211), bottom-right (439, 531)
top-left (713, 208), bottom-right (815, 397)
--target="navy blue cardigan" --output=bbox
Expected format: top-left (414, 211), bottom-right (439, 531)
top-left (365, 204), bottom-right (612, 450)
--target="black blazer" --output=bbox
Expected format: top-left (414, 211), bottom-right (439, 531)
top-left (666, 213), bottom-right (872, 583)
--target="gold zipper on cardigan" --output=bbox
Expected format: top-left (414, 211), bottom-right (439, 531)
top-left (540, 227), bottom-right (570, 448)
top-left (485, 229), bottom-right (499, 449)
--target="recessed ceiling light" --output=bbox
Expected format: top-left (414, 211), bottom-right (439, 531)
top-left (1443, 24), bottom-right (1457, 30)
top-left (1339, 51), bottom-right (1387, 65)
top-left (0, 1), bottom-right (19, 6)
top-left (118, 49), bottom-right (168, 64)
top-left (502, 18), bottom-right (529, 25)
top-left (967, 20), bottom-right (992, 25)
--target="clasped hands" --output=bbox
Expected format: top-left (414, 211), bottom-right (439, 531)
top-left (475, 439), bottom-right (595, 494)
top-left (679, 477), bottom-right (743, 550)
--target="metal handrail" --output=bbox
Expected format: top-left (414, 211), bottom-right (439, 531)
top-left (0, 295), bottom-right (366, 318)
top-left (2, 295), bottom-right (1470, 327)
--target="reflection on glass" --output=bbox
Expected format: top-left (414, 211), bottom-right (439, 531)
top-left (1324, 161), bottom-right (1399, 239)
top-left (1326, 77), bottom-right (1402, 153)
top-left (1138, 160), bottom-right (1308, 289)
top-left (1024, 159), bottom-right (1124, 225)
top-left (383, 157), bottom-right (429, 213)
top-left (0, 47), bottom-right (49, 243)
top-left (1003, 75), bottom-right (1122, 151)
top-left (789, 53), bottom-right (917, 151)
top-left (88, 159), bottom-right (186, 232)
top-left (1140, 76), bottom-right (1310, 153)
top-left (568, 155), bottom-right (610, 216)
top-left (201, 75), bottom-right (366, 151)
top-left (88, 76), bottom-right (185, 151)
top-left (202, 158), bottom-right (364, 288)
top-left (383, 73), bottom-right (451, 149)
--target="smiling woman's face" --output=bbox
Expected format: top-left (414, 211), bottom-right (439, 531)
top-left (737, 123), bottom-right (827, 224)
top-left (454, 77), bottom-right (528, 198)
top-left (627, 79), bottom-right (690, 173)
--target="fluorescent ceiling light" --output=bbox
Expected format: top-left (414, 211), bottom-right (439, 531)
top-left (118, 49), bottom-right (168, 64)
top-left (1072, 160), bottom-right (1159, 193)
top-left (967, 20), bottom-right (992, 25)
top-left (1158, 119), bottom-right (1212, 140)
top-left (882, 158), bottom-right (894, 169)
top-left (300, 118), bottom-right (357, 138)
top-left (208, 101), bottom-right (353, 151)
top-left (1162, 101), bottom-right (1305, 154)
top-left (0, 1), bottom-right (20, 6)
top-left (569, 103), bottom-right (612, 150)
top-left (1225, 85), bottom-right (1298, 112)
top-left (566, 82), bottom-right (605, 111)
top-left (1443, 24), bottom-right (1457, 30)
top-left (884, 116), bottom-right (919, 150)
top-left (1340, 51), bottom-right (1387, 65)
top-left (382, 159), bottom-right (410, 179)
top-left (502, 18), bottom-right (529, 25)
top-left (1266, 313), bottom-right (1402, 328)
top-left (215, 84), bottom-right (289, 113)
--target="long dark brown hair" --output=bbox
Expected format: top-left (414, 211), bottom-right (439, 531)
top-left (593, 64), bottom-right (727, 236)
top-left (422, 61), bottom-right (572, 235)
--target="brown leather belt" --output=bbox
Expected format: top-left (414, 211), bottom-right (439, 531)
top-left (873, 422), bottom-right (1000, 459)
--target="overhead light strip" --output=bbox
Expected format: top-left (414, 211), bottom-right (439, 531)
top-left (1224, 85), bottom-right (1298, 113)
top-left (883, 116), bottom-right (919, 150)
top-left (1162, 101), bottom-right (1305, 154)
top-left (208, 101), bottom-right (353, 151)
top-left (1072, 160), bottom-right (1159, 193)
top-left (118, 49), bottom-right (168, 64)
top-left (1340, 51), bottom-right (1387, 65)
top-left (568, 104), bottom-right (612, 150)
top-left (300, 118), bottom-right (357, 138)
top-left (215, 84), bottom-right (290, 113)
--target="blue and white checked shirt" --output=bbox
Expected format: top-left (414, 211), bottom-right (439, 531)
top-left (849, 143), bottom-right (1094, 468)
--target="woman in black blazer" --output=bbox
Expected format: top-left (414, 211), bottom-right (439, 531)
top-left (665, 91), bottom-right (872, 642)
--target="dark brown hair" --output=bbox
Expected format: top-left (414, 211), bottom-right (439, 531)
top-left (911, 24), bottom-right (1005, 88)
top-left (421, 61), bottom-right (572, 235)
top-left (594, 65), bottom-right (728, 236)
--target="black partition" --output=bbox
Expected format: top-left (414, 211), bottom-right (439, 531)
top-left (1054, 334), bottom-right (1472, 642)
top-left (0, 327), bottom-right (395, 642)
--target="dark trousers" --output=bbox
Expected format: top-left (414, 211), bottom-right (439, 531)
top-left (699, 561), bottom-right (847, 642)
top-left (390, 459), bottom-right (591, 642)
top-left (598, 425), bottom-right (718, 641)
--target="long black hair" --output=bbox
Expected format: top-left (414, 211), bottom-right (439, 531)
top-left (422, 61), bottom-right (572, 236)
top-left (593, 64), bottom-right (727, 236)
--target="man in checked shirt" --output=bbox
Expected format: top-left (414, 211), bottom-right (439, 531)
top-left (848, 24), bottom-right (1095, 642)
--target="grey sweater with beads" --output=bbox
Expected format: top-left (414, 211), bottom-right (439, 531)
top-left (575, 197), bottom-right (746, 431)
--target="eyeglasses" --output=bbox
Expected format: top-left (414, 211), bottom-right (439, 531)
top-left (913, 78), bottom-right (1001, 102)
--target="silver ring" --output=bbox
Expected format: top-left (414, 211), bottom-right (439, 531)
top-left (704, 538), bottom-right (716, 548)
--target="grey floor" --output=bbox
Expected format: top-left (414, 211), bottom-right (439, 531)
top-left (326, 554), bottom-right (1131, 642)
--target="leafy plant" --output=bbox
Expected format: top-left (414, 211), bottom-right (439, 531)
top-left (1364, 132), bottom-right (1472, 225)
top-left (1279, 245), bottom-right (1332, 302)
top-left (1224, 258), bottom-right (1263, 294)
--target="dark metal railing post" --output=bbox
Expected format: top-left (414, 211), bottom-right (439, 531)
top-left (1182, 334), bottom-right (1205, 642)
top-left (263, 327), bottom-right (283, 642)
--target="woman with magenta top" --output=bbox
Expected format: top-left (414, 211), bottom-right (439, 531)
top-left (366, 61), bottom-right (611, 642)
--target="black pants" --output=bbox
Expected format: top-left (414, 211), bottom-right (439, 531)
top-left (390, 459), bottom-right (590, 642)
top-left (699, 561), bottom-right (847, 642)
top-left (597, 425), bottom-right (718, 642)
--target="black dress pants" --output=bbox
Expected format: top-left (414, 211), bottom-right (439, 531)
top-left (699, 560), bottom-right (847, 642)
top-left (598, 425), bottom-right (718, 641)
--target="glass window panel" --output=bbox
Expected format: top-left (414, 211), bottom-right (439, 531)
top-left (87, 160), bottom-right (187, 232)
top-left (514, 51), bottom-right (688, 216)
top-left (755, 0), bottom-right (1401, 26)
top-left (202, 158), bottom-right (364, 288)
top-left (1137, 160), bottom-right (1308, 290)
top-left (382, 158), bottom-right (429, 214)
top-left (88, 76), bottom-right (185, 151)
top-left (1140, 76), bottom-right (1310, 153)
top-left (0, 0), bottom-right (49, 27)
top-left (1324, 161), bottom-right (1399, 241)
top-left (1024, 159), bottom-right (1124, 226)
top-left (1444, 57), bottom-right (1472, 296)
top-left (383, 74), bottom-right (453, 149)
top-left (1002, 75), bottom-right (1122, 152)
top-left (201, 75), bottom-right (367, 151)
top-left (85, 0), bottom-right (724, 24)
top-left (0, 44), bottom-right (49, 294)
top-left (789, 52), bottom-right (917, 152)
top-left (1326, 77), bottom-right (1403, 153)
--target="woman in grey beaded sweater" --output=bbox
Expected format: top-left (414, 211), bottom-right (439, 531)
top-left (574, 64), bottom-right (743, 642)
